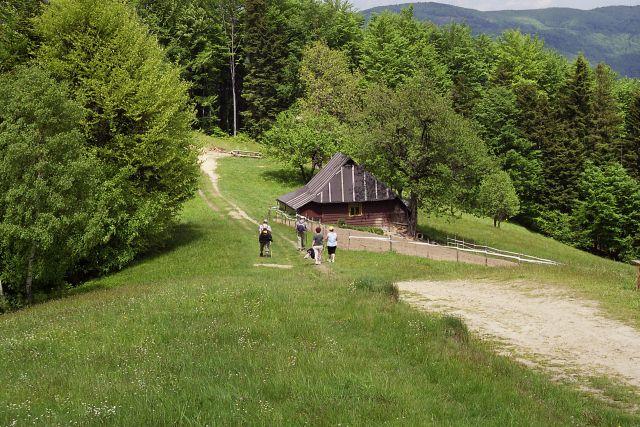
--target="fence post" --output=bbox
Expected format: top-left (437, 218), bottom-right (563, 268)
top-left (347, 230), bottom-right (351, 251)
top-left (456, 244), bottom-right (459, 262)
top-left (389, 235), bottom-right (393, 252)
top-left (485, 245), bottom-right (488, 266)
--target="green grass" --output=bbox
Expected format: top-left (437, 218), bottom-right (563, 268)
top-left (193, 132), bottom-right (262, 152)
top-left (1, 148), bottom-right (640, 424)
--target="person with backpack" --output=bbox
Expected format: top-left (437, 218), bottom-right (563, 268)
top-left (259, 228), bottom-right (273, 257)
top-left (295, 216), bottom-right (307, 251)
top-left (259, 219), bottom-right (271, 233)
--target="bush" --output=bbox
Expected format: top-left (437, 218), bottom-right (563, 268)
top-left (335, 221), bottom-right (385, 236)
top-left (0, 295), bottom-right (11, 314)
top-left (535, 210), bottom-right (575, 245)
top-left (351, 277), bottom-right (399, 301)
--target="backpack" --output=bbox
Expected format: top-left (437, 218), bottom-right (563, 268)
top-left (296, 222), bottom-right (306, 233)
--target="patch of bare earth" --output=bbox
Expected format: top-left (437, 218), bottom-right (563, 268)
top-left (398, 280), bottom-right (640, 392)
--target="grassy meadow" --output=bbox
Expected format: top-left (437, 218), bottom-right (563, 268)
top-left (1, 137), bottom-right (639, 424)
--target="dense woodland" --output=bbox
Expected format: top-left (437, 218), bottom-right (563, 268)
top-left (363, 2), bottom-right (640, 78)
top-left (1, 0), bottom-right (640, 306)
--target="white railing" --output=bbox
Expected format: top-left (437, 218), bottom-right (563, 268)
top-left (269, 207), bottom-right (559, 266)
top-left (446, 237), bottom-right (559, 266)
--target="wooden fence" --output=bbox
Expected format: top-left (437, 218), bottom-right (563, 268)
top-left (269, 208), bottom-right (562, 267)
top-left (230, 150), bottom-right (262, 158)
top-left (445, 237), bottom-right (559, 266)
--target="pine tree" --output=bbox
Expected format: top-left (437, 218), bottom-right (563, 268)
top-left (561, 54), bottom-right (595, 155)
top-left (241, 0), bottom-right (291, 136)
top-left (621, 90), bottom-right (640, 179)
top-left (592, 63), bottom-right (624, 164)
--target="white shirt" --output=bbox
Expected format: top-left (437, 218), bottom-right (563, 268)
top-left (259, 224), bottom-right (272, 233)
top-left (327, 232), bottom-right (338, 247)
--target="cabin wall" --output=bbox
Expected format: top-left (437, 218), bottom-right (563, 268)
top-left (299, 201), bottom-right (407, 228)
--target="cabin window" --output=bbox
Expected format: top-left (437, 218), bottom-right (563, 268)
top-left (348, 203), bottom-right (363, 217)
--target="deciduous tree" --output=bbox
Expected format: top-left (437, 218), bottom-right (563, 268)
top-left (0, 67), bottom-right (102, 303)
top-left (36, 0), bottom-right (199, 273)
top-left (355, 76), bottom-right (493, 236)
top-left (477, 171), bottom-right (520, 227)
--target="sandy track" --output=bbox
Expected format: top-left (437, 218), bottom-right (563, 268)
top-left (398, 280), bottom-right (640, 390)
top-left (198, 149), bottom-right (298, 248)
top-left (199, 150), bottom-right (257, 225)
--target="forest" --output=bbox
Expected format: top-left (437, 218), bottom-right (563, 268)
top-left (1, 0), bottom-right (640, 306)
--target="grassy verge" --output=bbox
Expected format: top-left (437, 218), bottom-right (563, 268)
top-left (1, 151), bottom-right (639, 424)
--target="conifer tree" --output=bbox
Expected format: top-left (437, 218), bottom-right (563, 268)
top-left (561, 54), bottom-right (595, 155)
top-left (621, 90), bottom-right (640, 179)
top-left (592, 63), bottom-right (624, 164)
top-left (241, 0), bottom-right (291, 136)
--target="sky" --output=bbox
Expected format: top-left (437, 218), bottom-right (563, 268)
top-left (350, 0), bottom-right (640, 11)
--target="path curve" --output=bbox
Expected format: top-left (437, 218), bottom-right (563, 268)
top-left (199, 150), bottom-right (257, 225)
top-left (198, 149), bottom-right (297, 248)
top-left (399, 280), bottom-right (640, 390)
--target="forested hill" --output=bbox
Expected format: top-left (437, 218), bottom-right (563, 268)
top-left (362, 3), bottom-right (640, 77)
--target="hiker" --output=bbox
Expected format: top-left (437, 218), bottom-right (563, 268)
top-left (312, 226), bottom-right (324, 265)
top-left (259, 219), bottom-right (271, 233)
top-left (327, 226), bottom-right (338, 263)
top-left (259, 228), bottom-right (273, 257)
top-left (295, 216), bottom-right (307, 250)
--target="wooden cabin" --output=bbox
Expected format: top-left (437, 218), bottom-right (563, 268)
top-left (277, 153), bottom-right (409, 230)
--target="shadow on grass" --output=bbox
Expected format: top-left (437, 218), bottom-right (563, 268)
top-left (61, 222), bottom-right (206, 298)
top-left (418, 223), bottom-right (449, 243)
top-left (261, 168), bottom-right (306, 188)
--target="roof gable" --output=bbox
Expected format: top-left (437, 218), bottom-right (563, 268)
top-left (277, 153), bottom-right (404, 210)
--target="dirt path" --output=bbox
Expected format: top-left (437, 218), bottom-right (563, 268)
top-left (198, 149), bottom-right (298, 248)
top-left (399, 280), bottom-right (640, 390)
top-left (199, 150), bottom-right (258, 226)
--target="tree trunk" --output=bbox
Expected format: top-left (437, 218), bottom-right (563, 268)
top-left (493, 217), bottom-right (497, 227)
top-left (408, 193), bottom-right (418, 237)
top-left (25, 243), bottom-right (36, 304)
top-left (230, 52), bottom-right (237, 136)
top-left (299, 165), bottom-right (310, 181)
top-left (230, 20), bottom-right (238, 137)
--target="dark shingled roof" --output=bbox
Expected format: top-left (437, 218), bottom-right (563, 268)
top-left (277, 153), bottom-right (406, 210)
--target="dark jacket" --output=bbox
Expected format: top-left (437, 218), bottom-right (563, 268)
top-left (259, 230), bottom-right (273, 243)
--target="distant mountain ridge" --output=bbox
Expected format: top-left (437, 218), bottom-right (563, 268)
top-left (362, 2), bottom-right (640, 77)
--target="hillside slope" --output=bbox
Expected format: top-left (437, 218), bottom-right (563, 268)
top-left (1, 138), bottom-right (639, 423)
top-left (362, 2), bottom-right (640, 77)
